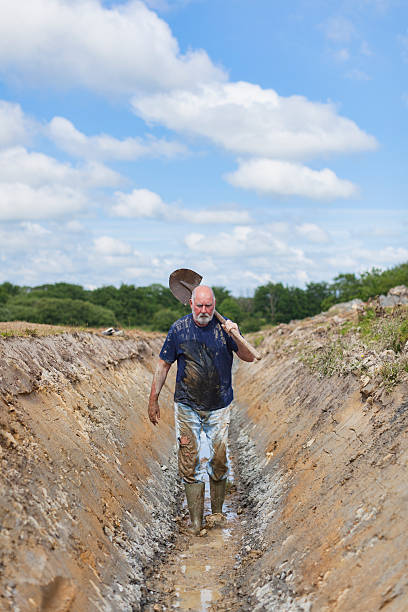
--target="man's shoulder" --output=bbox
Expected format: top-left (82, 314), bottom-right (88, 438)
top-left (170, 313), bottom-right (193, 334)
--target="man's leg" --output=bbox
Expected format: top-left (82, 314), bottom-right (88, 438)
top-left (202, 405), bottom-right (231, 514)
top-left (174, 402), bottom-right (204, 534)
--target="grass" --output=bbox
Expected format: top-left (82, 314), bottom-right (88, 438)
top-left (298, 304), bottom-right (408, 390)
top-left (357, 306), bottom-right (408, 353)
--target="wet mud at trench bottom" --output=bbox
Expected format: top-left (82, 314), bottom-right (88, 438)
top-left (141, 436), bottom-right (252, 612)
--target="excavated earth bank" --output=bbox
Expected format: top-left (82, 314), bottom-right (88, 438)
top-left (231, 330), bottom-right (408, 611)
top-left (0, 328), bottom-right (180, 611)
top-left (1, 305), bottom-right (408, 611)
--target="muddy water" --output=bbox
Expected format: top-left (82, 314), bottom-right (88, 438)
top-left (143, 433), bottom-right (243, 612)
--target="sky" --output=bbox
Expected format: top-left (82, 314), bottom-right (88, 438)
top-left (0, 0), bottom-right (407, 295)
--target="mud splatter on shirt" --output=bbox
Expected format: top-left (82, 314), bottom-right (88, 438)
top-left (159, 314), bottom-right (238, 411)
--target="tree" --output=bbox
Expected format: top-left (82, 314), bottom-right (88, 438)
top-left (212, 286), bottom-right (231, 304)
top-left (218, 297), bottom-right (244, 324)
top-left (151, 309), bottom-right (180, 332)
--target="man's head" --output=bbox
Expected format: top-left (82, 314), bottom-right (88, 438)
top-left (190, 285), bottom-right (215, 326)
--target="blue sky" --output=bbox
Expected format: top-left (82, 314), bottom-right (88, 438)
top-left (0, 0), bottom-right (407, 294)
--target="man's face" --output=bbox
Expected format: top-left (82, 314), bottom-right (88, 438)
top-left (190, 288), bottom-right (215, 326)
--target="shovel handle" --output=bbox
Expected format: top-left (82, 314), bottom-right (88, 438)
top-left (214, 311), bottom-right (262, 360)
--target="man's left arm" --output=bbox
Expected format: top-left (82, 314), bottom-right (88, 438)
top-left (222, 320), bottom-right (255, 362)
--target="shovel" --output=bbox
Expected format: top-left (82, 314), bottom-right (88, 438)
top-left (169, 268), bottom-right (262, 360)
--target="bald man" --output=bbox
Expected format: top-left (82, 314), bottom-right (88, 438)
top-left (148, 285), bottom-right (254, 535)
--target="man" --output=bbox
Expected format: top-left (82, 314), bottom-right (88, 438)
top-left (148, 285), bottom-right (254, 535)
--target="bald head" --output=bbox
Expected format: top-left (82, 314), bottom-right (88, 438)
top-left (190, 285), bottom-right (216, 326)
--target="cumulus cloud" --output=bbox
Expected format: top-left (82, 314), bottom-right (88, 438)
top-left (296, 223), bottom-right (329, 243)
top-left (0, 146), bottom-right (123, 221)
top-left (0, 183), bottom-right (88, 221)
top-left (184, 225), bottom-right (312, 261)
top-left (132, 81), bottom-right (377, 159)
top-left (0, 146), bottom-right (121, 189)
top-left (0, 222), bottom-right (50, 252)
top-left (225, 159), bottom-right (357, 200)
top-left (0, 100), bottom-right (35, 149)
top-left (93, 236), bottom-right (133, 256)
top-left (0, 0), bottom-right (225, 95)
top-left (111, 188), bottom-right (251, 223)
top-left (48, 116), bottom-right (187, 160)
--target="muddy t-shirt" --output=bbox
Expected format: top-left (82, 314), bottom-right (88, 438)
top-left (159, 314), bottom-right (238, 411)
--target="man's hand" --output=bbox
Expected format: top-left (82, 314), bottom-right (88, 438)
top-left (148, 398), bottom-right (160, 426)
top-left (222, 318), bottom-right (255, 362)
top-left (147, 358), bottom-right (172, 426)
top-left (222, 319), bottom-right (239, 335)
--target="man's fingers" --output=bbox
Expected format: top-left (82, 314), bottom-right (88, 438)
top-left (148, 405), bottom-right (160, 425)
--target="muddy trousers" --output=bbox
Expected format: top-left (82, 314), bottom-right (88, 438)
top-left (174, 402), bottom-right (231, 484)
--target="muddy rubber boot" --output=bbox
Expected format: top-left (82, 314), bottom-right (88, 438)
top-left (184, 482), bottom-right (205, 535)
top-left (209, 477), bottom-right (227, 514)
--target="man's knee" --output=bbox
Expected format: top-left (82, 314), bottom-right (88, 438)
top-left (178, 433), bottom-right (199, 482)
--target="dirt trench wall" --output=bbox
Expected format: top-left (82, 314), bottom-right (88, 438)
top-left (0, 331), bottom-right (178, 612)
top-left (233, 348), bottom-right (408, 611)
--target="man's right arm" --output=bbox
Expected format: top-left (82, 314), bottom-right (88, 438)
top-left (148, 358), bottom-right (172, 425)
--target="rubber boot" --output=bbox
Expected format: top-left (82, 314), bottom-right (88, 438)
top-left (184, 482), bottom-right (205, 535)
top-left (210, 477), bottom-right (227, 514)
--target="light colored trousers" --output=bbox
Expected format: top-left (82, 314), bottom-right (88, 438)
top-left (174, 402), bottom-right (231, 484)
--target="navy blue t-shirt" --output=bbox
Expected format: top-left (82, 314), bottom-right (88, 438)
top-left (159, 314), bottom-right (238, 411)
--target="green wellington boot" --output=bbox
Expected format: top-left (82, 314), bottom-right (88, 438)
top-left (184, 482), bottom-right (205, 535)
top-left (209, 477), bottom-right (227, 514)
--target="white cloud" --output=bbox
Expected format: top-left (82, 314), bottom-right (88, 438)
top-left (378, 246), bottom-right (408, 262)
top-left (0, 222), bottom-right (50, 251)
top-left (0, 146), bottom-right (124, 221)
top-left (296, 223), bottom-right (329, 243)
top-left (132, 81), bottom-right (377, 159)
top-left (184, 225), bottom-right (312, 261)
top-left (48, 116), bottom-right (187, 160)
top-left (0, 100), bottom-right (35, 149)
top-left (0, 0), bottom-right (225, 95)
top-left (225, 159), bottom-right (357, 199)
top-left (66, 220), bottom-right (85, 232)
top-left (93, 236), bottom-right (133, 256)
top-left (0, 183), bottom-right (88, 221)
top-left (20, 221), bottom-right (50, 236)
top-left (112, 188), bottom-right (251, 223)
top-left (0, 146), bottom-right (121, 189)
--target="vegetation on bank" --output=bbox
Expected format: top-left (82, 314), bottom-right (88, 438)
top-left (0, 262), bottom-right (407, 332)
top-left (300, 303), bottom-right (408, 390)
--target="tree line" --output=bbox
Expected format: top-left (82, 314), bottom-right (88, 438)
top-left (0, 262), bottom-right (407, 332)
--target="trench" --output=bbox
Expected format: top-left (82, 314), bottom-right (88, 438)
top-left (141, 431), bottom-right (245, 612)
top-left (1, 328), bottom-right (408, 611)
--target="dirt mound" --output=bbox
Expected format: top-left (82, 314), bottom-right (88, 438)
top-left (0, 328), bottom-right (178, 611)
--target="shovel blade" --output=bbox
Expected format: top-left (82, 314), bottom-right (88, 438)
top-left (169, 268), bottom-right (203, 305)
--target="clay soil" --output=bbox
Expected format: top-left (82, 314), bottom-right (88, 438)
top-left (1, 313), bottom-right (408, 611)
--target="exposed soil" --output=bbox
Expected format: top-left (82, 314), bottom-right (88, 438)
top-left (1, 301), bottom-right (408, 611)
top-left (141, 469), bottom-right (244, 612)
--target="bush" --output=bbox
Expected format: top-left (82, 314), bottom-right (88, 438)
top-left (151, 309), bottom-right (180, 332)
top-left (5, 296), bottom-right (115, 327)
top-left (240, 317), bottom-right (261, 333)
top-left (218, 297), bottom-right (244, 324)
